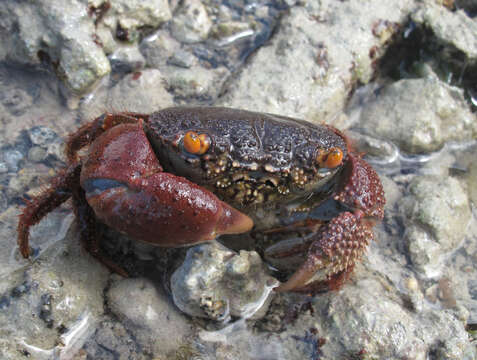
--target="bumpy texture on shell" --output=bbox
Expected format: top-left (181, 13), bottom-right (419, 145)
top-left (145, 107), bottom-right (348, 208)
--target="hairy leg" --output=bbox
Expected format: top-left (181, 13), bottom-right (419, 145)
top-left (17, 162), bottom-right (82, 258)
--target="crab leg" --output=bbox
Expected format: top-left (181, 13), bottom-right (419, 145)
top-left (17, 163), bottom-right (81, 258)
top-left (275, 211), bottom-right (371, 292)
top-left (276, 153), bottom-right (385, 293)
top-left (80, 122), bottom-right (254, 247)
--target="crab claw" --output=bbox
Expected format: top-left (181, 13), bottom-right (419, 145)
top-left (276, 152), bottom-right (384, 293)
top-left (275, 211), bottom-right (373, 292)
top-left (80, 122), bottom-right (253, 246)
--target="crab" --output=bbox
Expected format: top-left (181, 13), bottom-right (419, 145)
top-left (18, 107), bottom-right (385, 293)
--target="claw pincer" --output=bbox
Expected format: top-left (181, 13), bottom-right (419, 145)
top-left (80, 122), bottom-right (253, 246)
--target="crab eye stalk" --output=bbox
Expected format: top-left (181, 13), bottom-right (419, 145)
top-left (316, 147), bottom-right (343, 169)
top-left (183, 131), bottom-right (211, 155)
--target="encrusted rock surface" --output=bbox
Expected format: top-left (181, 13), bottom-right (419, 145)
top-left (220, 0), bottom-right (414, 121)
top-left (400, 176), bottom-right (471, 277)
top-left (0, 218), bottom-right (109, 360)
top-left (0, 0), bottom-right (111, 94)
top-left (412, 2), bottom-right (477, 61)
top-left (106, 277), bottom-right (194, 357)
top-left (358, 78), bottom-right (477, 153)
top-left (170, 0), bottom-right (212, 44)
top-left (171, 242), bottom-right (278, 320)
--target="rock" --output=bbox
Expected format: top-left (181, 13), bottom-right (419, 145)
top-left (400, 176), bottom-right (471, 276)
top-left (6, 167), bottom-right (45, 198)
top-left (0, 219), bottom-right (109, 359)
top-left (94, 25), bottom-right (117, 55)
top-left (0, 191), bottom-right (7, 212)
top-left (0, 64), bottom-right (77, 142)
top-left (467, 149), bottom-right (477, 205)
top-left (346, 130), bottom-right (399, 163)
top-left (164, 65), bottom-right (230, 101)
top-left (455, 0), bottom-right (477, 15)
top-left (0, 162), bottom-right (8, 174)
top-left (107, 69), bottom-right (174, 113)
top-left (81, 320), bottom-right (147, 360)
top-left (27, 146), bottom-right (47, 163)
top-left (171, 242), bottom-right (278, 320)
top-left (358, 78), bottom-right (477, 153)
top-left (0, 0), bottom-right (111, 94)
top-left (0, 88), bottom-right (33, 116)
top-left (210, 21), bottom-right (252, 41)
top-left (167, 49), bottom-right (197, 68)
top-left (140, 31), bottom-right (180, 68)
top-left (2, 148), bottom-right (24, 172)
top-left (106, 277), bottom-right (194, 357)
top-left (412, 3), bottom-right (477, 61)
top-left (109, 46), bottom-right (145, 73)
top-left (170, 0), bottom-right (212, 43)
top-left (0, 0), bottom-right (173, 95)
top-left (197, 317), bottom-right (318, 360)
top-left (405, 225), bottom-right (443, 277)
top-left (28, 126), bottom-right (57, 148)
top-left (311, 277), bottom-right (476, 359)
top-left (221, 0), bottom-right (414, 123)
top-left (0, 207), bottom-right (23, 279)
top-left (101, 0), bottom-right (172, 42)
top-left (46, 137), bottom-right (66, 162)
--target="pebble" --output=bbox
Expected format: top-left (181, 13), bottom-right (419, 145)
top-left (28, 146), bottom-right (47, 163)
top-left (167, 49), bottom-right (196, 68)
top-left (28, 126), bottom-right (57, 148)
top-left (3, 149), bottom-right (24, 172)
top-left (170, 0), bottom-right (212, 43)
top-left (171, 242), bottom-right (278, 321)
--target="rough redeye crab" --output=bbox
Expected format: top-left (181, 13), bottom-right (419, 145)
top-left (18, 107), bottom-right (385, 293)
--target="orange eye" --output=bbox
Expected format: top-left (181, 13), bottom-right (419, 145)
top-left (184, 131), bottom-right (201, 154)
top-left (198, 133), bottom-right (211, 155)
top-left (316, 147), bottom-right (343, 169)
top-left (183, 131), bottom-right (211, 155)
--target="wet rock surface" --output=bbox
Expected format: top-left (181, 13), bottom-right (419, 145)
top-left (1, 0), bottom-right (477, 359)
top-left (106, 277), bottom-right (194, 357)
top-left (0, 219), bottom-right (109, 359)
top-left (171, 242), bottom-right (278, 320)
top-left (358, 78), bottom-right (477, 153)
top-left (412, 2), bottom-right (477, 61)
top-left (401, 176), bottom-right (471, 276)
top-left (220, 0), bottom-right (414, 121)
top-left (0, 0), bottom-right (111, 94)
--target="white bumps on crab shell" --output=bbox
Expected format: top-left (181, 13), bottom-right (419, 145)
top-left (170, 241), bottom-right (278, 321)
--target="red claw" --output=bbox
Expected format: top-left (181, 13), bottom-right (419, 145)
top-left (80, 123), bottom-right (253, 246)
